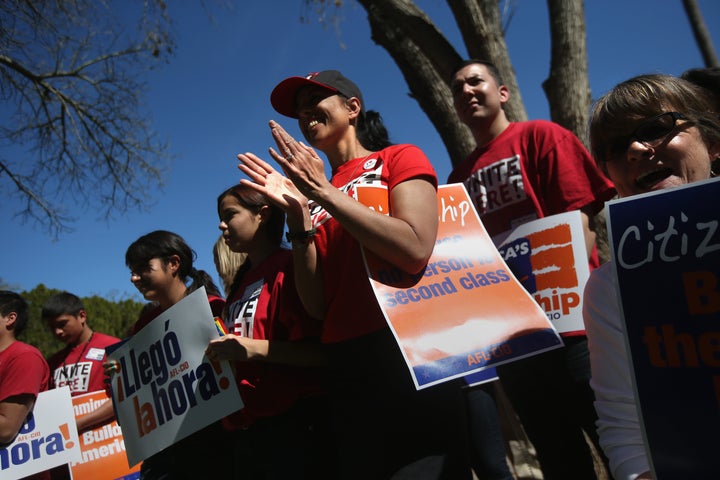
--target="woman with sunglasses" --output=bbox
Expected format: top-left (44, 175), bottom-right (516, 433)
top-left (584, 72), bottom-right (720, 480)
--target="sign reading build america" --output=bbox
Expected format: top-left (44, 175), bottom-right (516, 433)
top-left (69, 390), bottom-right (141, 479)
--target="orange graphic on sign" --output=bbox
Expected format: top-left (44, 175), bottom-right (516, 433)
top-left (359, 183), bottom-right (561, 388)
top-left (70, 391), bottom-right (140, 479)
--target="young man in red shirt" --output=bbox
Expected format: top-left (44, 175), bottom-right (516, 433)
top-left (43, 292), bottom-right (119, 432)
top-left (449, 59), bottom-right (615, 479)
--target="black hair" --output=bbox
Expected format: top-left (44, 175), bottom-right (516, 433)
top-left (217, 184), bottom-right (287, 314)
top-left (41, 291), bottom-right (84, 321)
top-left (217, 184), bottom-right (286, 248)
top-left (356, 109), bottom-right (392, 151)
top-left (450, 59), bottom-right (505, 86)
top-left (125, 230), bottom-right (222, 298)
top-left (0, 290), bottom-right (30, 336)
top-left (683, 68), bottom-right (720, 176)
top-left (681, 67), bottom-right (720, 111)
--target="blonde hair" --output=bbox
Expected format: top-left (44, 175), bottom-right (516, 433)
top-left (212, 235), bottom-right (247, 296)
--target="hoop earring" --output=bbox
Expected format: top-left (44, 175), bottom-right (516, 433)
top-left (712, 157), bottom-right (720, 178)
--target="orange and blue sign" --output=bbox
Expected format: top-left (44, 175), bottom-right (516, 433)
top-left (497, 211), bottom-right (590, 335)
top-left (68, 390), bottom-right (140, 479)
top-left (358, 183), bottom-right (563, 389)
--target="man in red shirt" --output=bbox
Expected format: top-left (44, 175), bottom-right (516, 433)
top-left (0, 290), bottom-right (50, 445)
top-left (449, 59), bottom-right (615, 479)
top-left (43, 292), bottom-right (119, 432)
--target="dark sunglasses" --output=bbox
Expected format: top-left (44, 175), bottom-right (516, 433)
top-left (606, 111), bottom-right (688, 160)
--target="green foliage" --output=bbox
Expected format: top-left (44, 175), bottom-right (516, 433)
top-left (18, 284), bottom-right (144, 358)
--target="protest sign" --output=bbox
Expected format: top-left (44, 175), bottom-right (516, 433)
top-left (106, 288), bottom-right (242, 466)
top-left (497, 211), bottom-right (589, 334)
top-left (358, 183), bottom-right (562, 389)
top-left (0, 387), bottom-right (81, 480)
top-left (463, 367), bottom-right (498, 387)
top-left (607, 177), bottom-right (720, 477)
top-left (69, 390), bottom-right (140, 480)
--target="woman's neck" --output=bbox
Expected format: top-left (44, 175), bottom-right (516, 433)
top-left (247, 241), bottom-right (280, 269)
top-left (159, 281), bottom-right (188, 310)
top-left (324, 137), bottom-right (374, 170)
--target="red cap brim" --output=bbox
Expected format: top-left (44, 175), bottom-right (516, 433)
top-left (270, 76), bottom-right (339, 119)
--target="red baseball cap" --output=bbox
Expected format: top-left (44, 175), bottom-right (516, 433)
top-left (270, 70), bottom-right (364, 118)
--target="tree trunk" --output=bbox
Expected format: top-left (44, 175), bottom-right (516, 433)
top-left (357, 0), bottom-right (475, 167)
top-left (542, 0), bottom-right (612, 268)
top-left (682, 0), bottom-right (720, 68)
top-left (354, 0), bottom-right (593, 165)
top-left (542, 0), bottom-right (590, 148)
top-left (447, 0), bottom-right (527, 124)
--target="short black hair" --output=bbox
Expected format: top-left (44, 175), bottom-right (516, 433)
top-left (0, 291), bottom-right (30, 336)
top-left (681, 67), bottom-right (720, 95)
top-left (451, 59), bottom-right (504, 86)
top-left (42, 292), bottom-right (84, 321)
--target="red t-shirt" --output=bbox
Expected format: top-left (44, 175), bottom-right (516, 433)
top-left (0, 341), bottom-right (51, 479)
top-left (47, 332), bottom-right (119, 396)
top-left (131, 294), bottom-right (225, 334)
top-left (222, 249), bottom-right (324, 429)
top-left (448, 121), bottom-right (615, 247)
top-left (0, 340), bottom-right (50, 403)
top-left (448, 121), bottom-right (616, 336)
top-left (311, 144), bottom-right (438, 343)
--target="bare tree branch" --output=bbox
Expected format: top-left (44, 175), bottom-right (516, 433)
top-left (357, 0), bottom-right (475, 166)
top-left (543, 0), bottom-right (590, 148)
top-left (447, 0), bottom-right (527, 123)
top-left (0, 0), bottom-right (174, 237)
top-left (682, 0), bottom-right (719, 68)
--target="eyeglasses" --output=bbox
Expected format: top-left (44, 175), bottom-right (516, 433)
top-left (607, 111), bottom-right (688, 160)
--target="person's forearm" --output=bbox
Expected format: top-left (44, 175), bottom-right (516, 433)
top-left (310, 180), bottom-right (437, 274)
top-left (0, 415), bottom-right (23, 444)
top-left (75, 399), bottom-right (115, 433)
top-left (265, 339), bottom-right (327, 366)
top-left (208, 336), bottom-right (327, 367)
top-left (0, 396), bottom-right (34, 444)
top-left (284, 199), bottom-right (326, 318)
top-left (244, 337), bottom-right (328, 366)
top-left (580, 209), bottom-right (597, 259)
top-left (290, 241), bottom-right (326, 319)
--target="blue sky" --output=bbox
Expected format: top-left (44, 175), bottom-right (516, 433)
top-left (2, 0), bottom-right (718, 301)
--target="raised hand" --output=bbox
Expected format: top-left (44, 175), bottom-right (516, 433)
top-left (267, 120), bottom-right (331, 200)
top-left (237, 151), bottom-right (307, 213)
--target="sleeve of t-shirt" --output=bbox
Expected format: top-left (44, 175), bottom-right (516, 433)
top-left (385, 144), bottom-right (439, 191)
top-left (271, 267), bottom-right (322, 342)
top-left (532, 123), bottom-right (615, 216)
top-left (46, 350), bottom-right (62, 390)
top-left (584, 265), bottom-right (650, 479)
top-left (208, 295), bottom-right (226, 318)
top-left (0, 350), bottom-right (47, 401)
